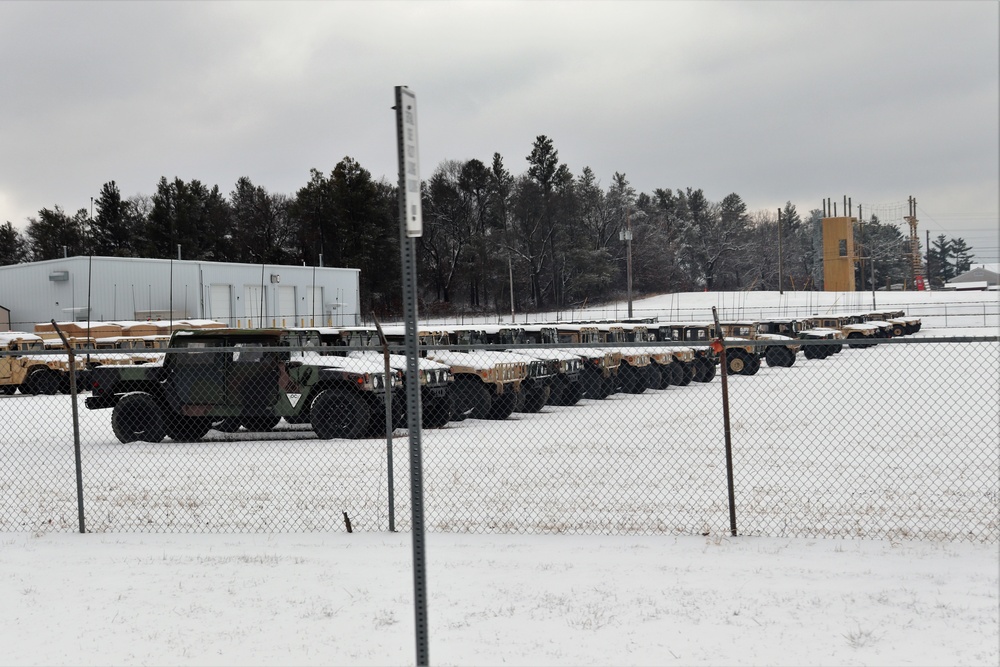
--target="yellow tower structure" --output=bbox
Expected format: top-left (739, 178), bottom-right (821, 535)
top-left (822, 216), bottom-right (857, 291)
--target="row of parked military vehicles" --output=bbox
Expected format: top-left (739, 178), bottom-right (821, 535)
top-left (1, 309), bottom-right (920, 443)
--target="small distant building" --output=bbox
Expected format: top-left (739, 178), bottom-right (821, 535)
top-left (0, 256), bottom-right (360, 332)
top-left (946, 264), bottom-right (999, 290)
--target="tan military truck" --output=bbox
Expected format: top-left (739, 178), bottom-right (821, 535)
top-left (0, 331), bottom-right (83, 394)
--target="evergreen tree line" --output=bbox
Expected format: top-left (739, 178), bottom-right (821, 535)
top-left (0, 136), bottom-right (975, 318)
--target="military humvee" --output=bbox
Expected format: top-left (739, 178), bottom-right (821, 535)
top-left (376, 325), bottom-right (528, 421)
top-left (304, 326), bottom-right (455, 428)
top-left (85, 328), bottom-right (400, 442)
top-left (542, 324), bottom-right (621, 399)
top-left (754, 320), bottom-right (802, 367)
top-left (652, 322), bottom-right (720, 381)
top-left (0, 331), bottom-right (84, 395)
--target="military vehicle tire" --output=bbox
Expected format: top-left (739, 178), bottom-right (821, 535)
top-left (519, 383), bottom-right (549, 413)
top-left (23, 367), bottom-right (61, 395)
top-left (487, 387), bottom-right (518, 420)
top-left (743, 355), bottom-right (761, 375)
top-left (311, 389), bottom-right (370, 439)
top-left (679, 361), bottom-right (696, 385)
top-left (165, 414), bottom-right (212, 441)
top-left (422, 393), bottom-right (453, 428)
top-left (766, 347), bottom-right (794, 368)
top-left (1, 385), bottom-right (16, 395)
top-left (726, 352), bottom-right (748, 375)
top-left (453, 376), bottom-right (492, 419)
top-left (112, 392), bottom-right (166, 443)
top-left (693, 358), bottom-right (715, 382)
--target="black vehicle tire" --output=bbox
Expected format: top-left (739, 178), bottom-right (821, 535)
top-left (743, 355), bottom-right (761, 375)
top-left (519, 383), bottom-right (550, 413)
top-left (620, 366), bottom-right (646, 394)
top-left (726, 352), bottom-right (748, 375)
top-left (422, 393), bottom-right (453, 428)
top-left (694, 358), bottom-right (716, 382)
top-left (680, 361), bottom-right (696, 386)
top-left (112, 392), bottom-right (166, 443)
top-left (488, 386), bottom-right (518, 420)
top-left (23, 367), bottom-right (60, 395)
top-left (580, 369), bottom-right (605, 400)
top-left (600, 373), bottom-right (618, 398)
top-left (1, 385), bottom-right (17, 395)
top-left (766, 347), bottom-right (795, 368)
top-left (164, 414), bottom-right (212, 441)
top-left (311, 389), bottom-right (371, 439)
top-left (453, 376), bottom-right (491, 419)
top-left (650, 364), bottom-right (669, 390)
top-left (803, 345), bottom-right (821, 360)
top-left (241, 415), bottom-right (281, 432)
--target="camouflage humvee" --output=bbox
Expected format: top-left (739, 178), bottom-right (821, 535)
top-left (85, 328), bottom-right (400, 442)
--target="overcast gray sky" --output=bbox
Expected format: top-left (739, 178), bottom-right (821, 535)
top-left (2, 1), bottom-right (997, 262)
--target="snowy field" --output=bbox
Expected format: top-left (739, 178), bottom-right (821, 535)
top-left (2, 290), bottom-right (997, 665)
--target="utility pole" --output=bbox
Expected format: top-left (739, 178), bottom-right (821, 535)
top-left (620, 206), bottom-right (633, 318)
top-left (777, 208), bottom-right (783, 295)
top-left (925, 229), bottom-right (932, 291)
top-left (904, 196), bottom-right (924, 290)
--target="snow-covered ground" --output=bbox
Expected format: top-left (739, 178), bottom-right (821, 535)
top-left (2, 290), bottom-right (998, 666)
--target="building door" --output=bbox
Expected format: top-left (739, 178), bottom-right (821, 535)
top-left (306, 286), bottom-right (324, 326)
top-left (276, 286), bottom-right (296, 327)
top-left (208, 285), bottom-right (232, 326)
top-left (244, 285), bottom-right (266, 328)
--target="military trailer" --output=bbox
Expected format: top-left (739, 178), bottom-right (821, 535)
top-left (85, 328), bottom-right (400, 442)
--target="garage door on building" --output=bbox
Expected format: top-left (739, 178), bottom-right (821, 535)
top-left (276, 286), bottom-right (296, 327)
top-left (208, 285), bottom-right (232, 326)
top-left (305, 286), bottom-right (324, 326)
top-left (244, 285), bottom-right (266, 328)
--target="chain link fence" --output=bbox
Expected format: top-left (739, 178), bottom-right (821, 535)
top-left (1, 335), bottom-right (997, 541)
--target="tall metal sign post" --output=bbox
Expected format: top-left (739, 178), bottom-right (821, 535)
top-left (394, 85), bottom-right (429, 666)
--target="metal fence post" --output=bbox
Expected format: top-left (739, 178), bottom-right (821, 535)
top-left (711, 308), bottom-right (738, 537)
top-left (51, 321), bottom-right (85, 534)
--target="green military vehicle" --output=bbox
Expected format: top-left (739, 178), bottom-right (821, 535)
top-left (85, 328), bottom-right (401, 442)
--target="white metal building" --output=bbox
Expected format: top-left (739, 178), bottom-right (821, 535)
top-left (946, 264), bottom-right (999, 289)
top-left (0, 256), bottom-right (360, 332)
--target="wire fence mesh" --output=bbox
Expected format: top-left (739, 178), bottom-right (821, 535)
top-left (1, 333), bottom-right (997, 541)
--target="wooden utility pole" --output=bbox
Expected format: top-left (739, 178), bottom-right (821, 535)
top-left (777, 208), bottom-right (783, 294)
top-left (904, 196), bottom-right (925, 289)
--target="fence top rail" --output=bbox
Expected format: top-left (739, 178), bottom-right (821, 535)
top-left (1, 336), bottom-right (997, 358)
